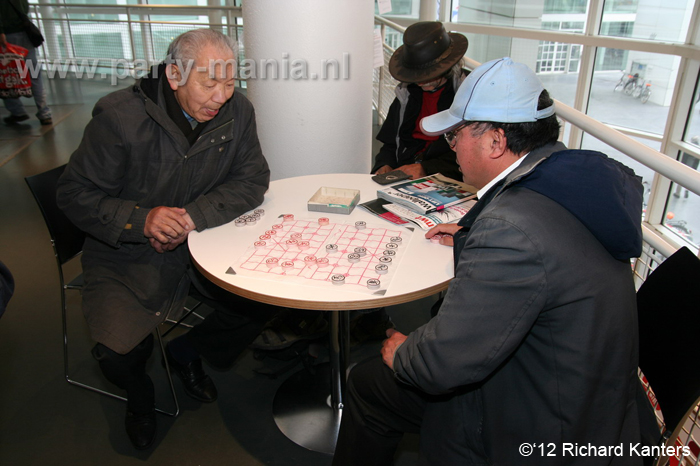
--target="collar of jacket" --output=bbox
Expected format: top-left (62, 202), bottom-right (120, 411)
top-left (132, 67), bottom-right (237, 157)
top-left (493, 141), bottom-right (567, 198)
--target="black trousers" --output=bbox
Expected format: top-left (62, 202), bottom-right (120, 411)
top-left (92, 269), bottom-right (281, 410)
top-left (92, 334), bottom-right (155, 414)
top-left (185, 272), bottom-right (280, 369)
top-left (333, 356), bottom-right (428, 466)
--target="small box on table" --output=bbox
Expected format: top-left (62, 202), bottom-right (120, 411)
top-left (307, 187), bottom-right (360, 215)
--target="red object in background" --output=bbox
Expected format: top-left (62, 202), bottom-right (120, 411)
top-left (0, 43), bottom-right (33, 99)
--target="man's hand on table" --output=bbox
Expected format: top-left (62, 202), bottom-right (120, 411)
top-left (144, 206), bottom-right (194, 253)
top-left (373, 165), bottom-right (394, 175)
top-left (425, 224), bottom-right (462, 247)
top-left (381, 328), bottom-right (408, 371)
top-left (396, 163), bottom-right (426, 180)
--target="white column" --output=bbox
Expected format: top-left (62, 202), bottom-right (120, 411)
top-left (420, 0), bottom-right (438, 21)
top-left (243, 1), bottom-right (374, 181)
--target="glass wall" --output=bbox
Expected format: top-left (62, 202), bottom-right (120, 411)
top-left (444, 0), bottom-right (698, 252)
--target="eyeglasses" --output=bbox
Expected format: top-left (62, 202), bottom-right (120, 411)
top-left (444, 123), bottom-right (468, 148)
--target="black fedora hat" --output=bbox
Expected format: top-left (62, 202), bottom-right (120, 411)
top-left (389, 21), bottom-right (468, 84)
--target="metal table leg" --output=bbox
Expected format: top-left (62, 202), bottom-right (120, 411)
top-left (272, 310), bottom-right (350, 454)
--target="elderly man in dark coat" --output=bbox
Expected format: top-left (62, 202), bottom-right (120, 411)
top-left (57, 29), bottom-right (272, 450)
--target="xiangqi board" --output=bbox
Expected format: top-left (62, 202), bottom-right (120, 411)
top-left (230, 215), bottom-right (411, 295)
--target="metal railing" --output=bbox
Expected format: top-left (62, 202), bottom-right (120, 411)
top-left (28, 3), bottom-right (243, 79)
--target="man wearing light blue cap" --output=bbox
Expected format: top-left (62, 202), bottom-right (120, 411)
top-left (333, 58), bottom-right (644, 465)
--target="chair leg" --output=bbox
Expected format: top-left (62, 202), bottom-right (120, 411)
top-left (62, 287), bottom-right (180, 416)
top-left (156, 327), bottom-right (180, 417)
top-left (162, 301), bottom-right (204, 337)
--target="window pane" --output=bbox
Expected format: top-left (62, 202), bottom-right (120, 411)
top-left (663, 152), bottom-right (699, 249)
top-left (459, 33), bottom-right (542, 70)
top-left (601, 0), bottom-right (693, 43)
top-left (587, 49), bottom-right (671, 134)
top-left (455, 0), bottom-right (693, 43)
top-left (375, 0), bottom-right (418, 17)
top-left (455, 0), bottom-right (549, 31)
top-left (603, 0), bottom-right (639, 14)
top-left (545, 0), bottom-right (587, 14)
top-left (685, 84), bottom-right (700, 145)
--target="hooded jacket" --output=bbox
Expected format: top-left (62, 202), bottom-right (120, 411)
top-left (57, 67), bottom-right (270, 354)
top-left (393, 142), bottom-right (644, 465)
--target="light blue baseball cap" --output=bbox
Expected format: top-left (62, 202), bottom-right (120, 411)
top-left (420, 57), bottom-right (555, 136)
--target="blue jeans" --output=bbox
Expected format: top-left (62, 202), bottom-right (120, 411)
top-left (3, 31), bottom-right (51, 120)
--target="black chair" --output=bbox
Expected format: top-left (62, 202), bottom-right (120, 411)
top-left (25, 164), bottom-right (193, 417)
top-left (637, 246), bottom-right (700, 466)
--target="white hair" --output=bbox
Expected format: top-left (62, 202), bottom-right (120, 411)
top-left (165, 29), bottom-right (238, 65)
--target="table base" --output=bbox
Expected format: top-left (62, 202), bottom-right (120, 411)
top-left (273, 363), bottom-right (342, 455)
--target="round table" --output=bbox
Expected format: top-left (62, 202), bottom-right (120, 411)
top-left (188, 173), bottom-right (454, 453)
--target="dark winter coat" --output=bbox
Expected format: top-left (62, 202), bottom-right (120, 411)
top-left (57, 70), bottom-right (270, 354)
top-left (373, 71), bottom-right (468, 181)
top-left (394, 142), bottom-right (644, 465)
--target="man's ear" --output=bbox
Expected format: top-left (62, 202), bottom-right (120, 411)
top-left (488, 128), bottom-right (508, 159)
top-left (166, 64), bottom-right (180, 91)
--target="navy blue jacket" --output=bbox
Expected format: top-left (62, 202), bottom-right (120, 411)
top-left (394, 142), bottom-right (644, 465)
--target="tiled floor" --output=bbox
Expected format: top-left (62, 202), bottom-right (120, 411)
top-left (0, 76), bottom-right (433, 465)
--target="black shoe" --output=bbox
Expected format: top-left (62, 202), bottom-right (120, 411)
top-left (249, 309), bottom-right (328, 350)
top-left (350, 308), bottom-right (394, 345)
top-left (39, 117), bottom-right (53, 126)
top-left (125, 409), bottom-right (156, 450)
top-left (164, 345), bottom-right (218, 403)
top-left (3, 114), bottom-right (30, 126)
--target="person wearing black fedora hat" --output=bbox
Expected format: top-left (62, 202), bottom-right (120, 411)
top-left (372, 21), bottom-right (469, 181)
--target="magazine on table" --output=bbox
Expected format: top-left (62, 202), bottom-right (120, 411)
top-left (383, 200), bottom-right (476, 230)
top-left (376, 173), bottom-right (476, 214)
